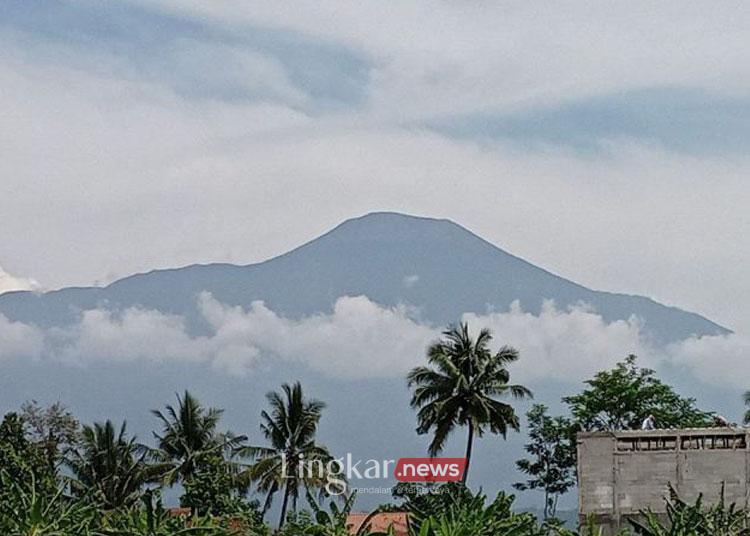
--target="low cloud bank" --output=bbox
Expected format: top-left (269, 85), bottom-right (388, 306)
top-left (199, 294), bottom-right (435, 377)
top-left (0, 313), bottom-right (44, 360)
top-left (49, 308), bottom-right (214, 366)
top-left (463, 301), bottom-right (646, 382)
top-left (0, 265), bottom-right (41, 294)
top-left (666, 335), bottom-right (750, 389)
top-left (0, 293), bottom-right (745, 385)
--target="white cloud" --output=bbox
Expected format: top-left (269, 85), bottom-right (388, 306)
top-left (1, 292), bottom-right (748, 388)
top-left (463, 301), bottom-right (648, 383)
top-left (402, 275), bottom-right (419, 288)
top-left (195, 297), bottom-right (750, 387)
top-left (50, 308), bottom-right (213, 365)
top-left (0, 265), bottom-right (41, 294)
top-left (0, 313), bottom-right (44, 359)
top-left (143, 1), bottom-right (750, 119)
top-left (199, 293), bottom-right (436, 378)
top-left (1, 2), bottom-right (749, 337)
top-left (665, 334), bottom-right (750, 389)
top-left (2, 294), bottom-right (433, 378)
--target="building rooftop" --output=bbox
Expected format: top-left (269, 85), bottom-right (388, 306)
top-left (346, 512), bottom-right (409, 536)
top-left (578, 427), bottom-right (747, 438)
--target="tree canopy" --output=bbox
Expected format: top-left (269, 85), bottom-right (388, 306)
top-left (407, 323), bottom-right (531, 482)
top-left (514, 404), bottom-right (576, 519)
top-left (563, 355), bottom-right (712, 431)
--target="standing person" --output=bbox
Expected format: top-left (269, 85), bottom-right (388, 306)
top-left (641, 414), bottom-right (656, 430)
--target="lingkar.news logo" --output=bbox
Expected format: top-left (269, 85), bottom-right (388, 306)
top-left (281, 455), bottom-right (467, 494)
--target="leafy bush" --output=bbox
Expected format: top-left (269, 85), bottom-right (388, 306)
top-left (0, 470), bottom-right (96, 535)
top-left (0, 413), bottom-right (58, 504)
top-left (629, 485), bottom-right (750, 536)
top-left (395, 483), bottom-right (542, 536)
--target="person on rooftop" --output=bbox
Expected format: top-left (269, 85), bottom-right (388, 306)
top-left (641, 414), bottom-right (656, 430)
top-left (714, 414), bottom-right (730, 427)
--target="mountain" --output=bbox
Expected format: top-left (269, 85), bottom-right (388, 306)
top-left (0, 212), bottom-right (729, 342)
top-left (0, 212), bottom-right (730, 511)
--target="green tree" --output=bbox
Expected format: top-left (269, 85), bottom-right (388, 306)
top-left (180, 454), bottom-right (262, 521)
top-left (67, 420), bottom-right (154, 510)
top-left (151, 391), bottom-right (246, 486)
top-left (407, 323), bottom-right (532, 483)
top-left (0, 412), bottom-right (56, 503)
top-left (243, 382), bottom-right (339, 528)
top-left (513, 404), bottom-right (576, 519)
top-left (20, 400), bottom-right (79, 470)
top-left (563, 355), bottom-right (712, 431)
top-left (180, 455), bottom-right (236, 517)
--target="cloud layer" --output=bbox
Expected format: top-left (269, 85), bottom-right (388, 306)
top-left (0, 313), bottom-right (44, 360)
top-left (1, 293), bottom-right (746, 389)
top-left (1, 1), bottom-right (749, 339)
top-left (0, 266), bottom-right (41, 294)
top-left (146, 1), bottom-right (750, 118)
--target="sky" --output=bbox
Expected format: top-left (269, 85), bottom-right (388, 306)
top-left (1, 0), bottom-right (750, 337)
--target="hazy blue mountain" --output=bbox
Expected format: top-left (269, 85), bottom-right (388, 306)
top-left (0, 212), bottom-right (729, 342)
top-left (0, 212), bottom-right (733, 512)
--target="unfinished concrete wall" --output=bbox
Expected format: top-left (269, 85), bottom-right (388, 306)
top-left (577, 434), bottom-right (615, 520)
top-left (577, 429), bottom-right (749, 534)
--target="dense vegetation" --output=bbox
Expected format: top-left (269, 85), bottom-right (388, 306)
top-left (1, 323), bottom-right (743, 535)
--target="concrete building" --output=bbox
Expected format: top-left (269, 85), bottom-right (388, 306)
top-left (577, 428), bottom-right (749, 533)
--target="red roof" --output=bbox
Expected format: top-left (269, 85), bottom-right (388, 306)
top-left (346, 512), bottom-right (409, 536)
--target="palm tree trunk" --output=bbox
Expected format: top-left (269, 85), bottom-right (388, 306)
top-left (279, 483), bottom-right (290, 528)
top-left (552, 494), bottom-right (559, 518)
top-left (260, 487), bottom-right (274, 521)
top-left (462, 420), bottom-right (474, 484)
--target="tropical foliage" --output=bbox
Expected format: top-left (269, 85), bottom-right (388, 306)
top-left (514, 404), bottom-right (576, 519)
top-left (407, 323), bottom-right (532, 482)
top-left (20, 400), bottom-right (79, 469)
top-left (398, 483), bottom-right (576, 536)
top-left (0, 469), bottom-right (95, 535)
top-left (0, 412), bottom-right (57, 504)
top-left (278, 489), bottom-right (391, 536)
top-left (242, 382), bottom-right (341, 528)
top-left (563, 355), bottom-right (712, 431)
top-left (2, 323), bottom-right (745, 535)
top-left (152, 391), bottom-right (246, 487)
top-left (67, 420), bottom-right (154, 510)
top-left (629, 485), bottom-right (750, 536)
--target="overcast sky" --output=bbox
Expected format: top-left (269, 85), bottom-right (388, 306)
top-left (1, 1), bottom-right (749, 333)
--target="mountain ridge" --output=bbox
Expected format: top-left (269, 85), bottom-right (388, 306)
top-left (0, 211), bottom-right (733, 512)
top-left (0, 212), bottom-right (729, 342)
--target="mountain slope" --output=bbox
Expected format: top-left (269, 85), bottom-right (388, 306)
top-left (0, 212), bottom-right (728, 343)
top-left (0, 211), bottom-right (732, 512)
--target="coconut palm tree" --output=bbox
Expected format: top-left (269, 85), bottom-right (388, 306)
top-left (242, 382), bottom-right (340, 528)
top-left (407, 323), bottom-right (532, 483)
top-left (66, 420), bottom-right (154, 509)
top-left (151, 391), bottom-right (246, 486)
